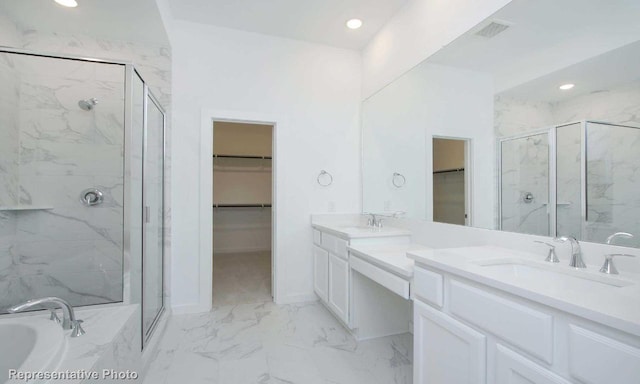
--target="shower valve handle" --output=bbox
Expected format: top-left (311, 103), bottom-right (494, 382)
top-left (80, 188), bottom-right (104, 206)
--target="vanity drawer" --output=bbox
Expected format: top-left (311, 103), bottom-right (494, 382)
top-left (568, 325), bottom-right (640, 384)
top-left (350, 255), bottom-right (410, 299)
top-left (413, 267), bottom-right (443, 308)
top-left (313, 229), bottom-right (322, 245)
top-left (322, 233), bottom-right (349, 260)
top-left (449, 280), bottom-right (553, 363)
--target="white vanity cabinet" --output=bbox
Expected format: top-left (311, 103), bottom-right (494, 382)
top-left (312, 228), bottom-right (352, 326)
top-left (312, 225), bottom-right (412, 329)
top-left (414, 300), bottom-right (486, 384)
top-left (313, 245), bottom-right (329, 302)
top-left (328, 253), bottom-right (349, 321)
top-left (412, 264), bottom-right (640, 384)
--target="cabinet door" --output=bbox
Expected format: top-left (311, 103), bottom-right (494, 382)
top-left (568, 325), bottom-right (640, 384)
top-left (496, 344), bottom-right (570, 384)
top-left (414, 300), bottom-right (486, 384)
top-left (328, 253), bottom-right (349, 324)
top-left (313, 245), bottom-right (329, 302)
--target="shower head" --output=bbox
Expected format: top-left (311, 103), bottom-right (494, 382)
top-left (527, 136), bottom-right (542, 146)
top-left (78, 98), bottom-right (98, 111)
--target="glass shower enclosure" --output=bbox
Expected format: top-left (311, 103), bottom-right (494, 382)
top-left (0, 48), bottom-right (165, 347)
top-left (499, 121), bottom-right (640, 247)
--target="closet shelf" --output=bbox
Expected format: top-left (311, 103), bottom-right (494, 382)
top-left (213, 203), bottom-right (272, 208)
top-left (213, 154), bottom-right (272, 160)
top-left (433, 168), bottom-right (465, 174)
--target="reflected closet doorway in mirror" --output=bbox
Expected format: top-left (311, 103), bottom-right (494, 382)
top-left (432, 137), bottom-right (471, 226)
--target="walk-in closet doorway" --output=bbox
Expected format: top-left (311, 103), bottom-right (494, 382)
top-left (211, 121), bottom-right (274, 306)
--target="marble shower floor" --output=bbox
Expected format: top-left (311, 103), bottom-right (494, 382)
top-left (143, 301), bottom-right (413, 384)
top-left (213, 251), bottom-right (272, 307)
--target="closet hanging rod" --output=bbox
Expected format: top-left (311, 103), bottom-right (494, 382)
top-left (433, 168), bottom-right (465, 174)
top-left (213, 203), bottom-right (272, 208)
top-left (213, 154), bottom-right (272, 160)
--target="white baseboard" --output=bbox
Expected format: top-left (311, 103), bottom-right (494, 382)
top-left (214, 246), bottom-right (271, 254)
top-left (275, 292), bottom-right (319, 305)
top-left (171, 302), bottom-right (211, 315)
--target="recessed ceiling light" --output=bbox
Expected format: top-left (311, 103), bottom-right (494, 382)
top-left (559, 83), bottom-right (575, 90)
top-left (346, 19), bottom-right (363, 30)
top-left (54, 0), bottom-right (78, 7)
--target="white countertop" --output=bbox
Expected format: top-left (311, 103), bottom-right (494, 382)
top-left (348, 243), bottom-right (431, 278)
top-left (408, 246), bottom-right (640, 337)
top-left (312, 223), bottom-right (412, 240)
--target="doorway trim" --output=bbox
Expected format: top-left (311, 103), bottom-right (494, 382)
top-left (198, 109), bottom-right (281, 312)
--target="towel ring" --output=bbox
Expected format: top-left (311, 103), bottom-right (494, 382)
top-left (392, 172), bottom-right (406, 188)
top-left (317, 170), bottom-right (333, 187)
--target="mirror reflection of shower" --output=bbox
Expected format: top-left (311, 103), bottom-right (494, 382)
top-left (78, 97), bottom-right (98, 111)
top-left (499, 121), bottom-right (640, 247)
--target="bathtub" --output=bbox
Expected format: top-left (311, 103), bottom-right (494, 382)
top-left (0, 316), bottom-right (67, 384)
top-left (0, 304), bottom-right (164, 383)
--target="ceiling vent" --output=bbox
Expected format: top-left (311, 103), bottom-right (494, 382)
top-left (475, 20), bottom-right (512, 38)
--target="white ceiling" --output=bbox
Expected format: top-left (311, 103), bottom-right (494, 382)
top-left (428, 0), bottom-right (640, 99)
top-left (0, 0), bottom-right (169, 46)
top-left (167, 0), bottom-right (408, 50)
top-left (501, 41), bottom-right (640, 103)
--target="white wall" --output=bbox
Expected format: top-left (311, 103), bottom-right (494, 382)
top-left (361, 0), bottom-right (512, 98)
top-left (170, 21), bottom-right (362, 308)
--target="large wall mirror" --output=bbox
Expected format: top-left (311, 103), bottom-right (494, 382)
top-left (362, 0), bottom-right (640, 247)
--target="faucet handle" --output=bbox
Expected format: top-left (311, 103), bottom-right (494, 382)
top-left (535, 241), bottom-right (559, 263)
top-left (600, 254), bottom-right (636, 275)
top-left (49, 309), bottom-right (61, 324)
top-left (71, 320), bottom-right (86, 338)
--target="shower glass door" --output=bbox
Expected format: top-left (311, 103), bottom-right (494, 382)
top-left (142, 90), bottom-right (165, 344)
top-left (555, 122), bottom-right (583, 240)
top-left (584, 122), bottom-right (640, 246)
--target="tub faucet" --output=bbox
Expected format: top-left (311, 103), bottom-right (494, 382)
top-left (554, 236), bottom-right (586, 268)
top-left (8, 297), bottom-right (85, 337)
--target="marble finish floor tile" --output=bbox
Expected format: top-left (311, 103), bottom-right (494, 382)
top-left (213, 251), bottom-right (272, 307)
top-left (143, 302), bottom-right (413, 384)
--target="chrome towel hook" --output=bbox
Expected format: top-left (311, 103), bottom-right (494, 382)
top-left (392, 172), bottom-right (406, 188)
top-left (317, 170), bottom-right (333, 187)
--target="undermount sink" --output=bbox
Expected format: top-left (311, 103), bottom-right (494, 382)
top-left (339, 226), bottom-right (381, 231)
top-left (473, 258), bottom-right (633, 288)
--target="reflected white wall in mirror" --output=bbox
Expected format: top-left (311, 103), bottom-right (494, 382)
top-left (362, 62), bottom-right (494, 228)
top-left (361, 0), bottom-right (640, 247)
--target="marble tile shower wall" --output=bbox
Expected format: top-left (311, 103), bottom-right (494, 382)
top-left (0, 26), bottom-right (172, 309)
top-left (500, 134), bottom-right (550, 236)
top-left (0, 53), bottom-right (126, 311)
top-left (495, 81), bottom-right (640, 243)
top-left (0, 54), bottom-right (19, 294)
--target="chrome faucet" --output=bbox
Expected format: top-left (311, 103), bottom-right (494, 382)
top-left (606, 232), bottom-right (634, 245)
top-left (600, 253), bottom-right (636, 275)
top-left (534, 241), bottom-right (559, 263)
top-left (365, 213), bottom-right (383, 228)
top-left (8, 297), bottom-right (86, 337)
top-left (554, 236), bottom-right (586, 268)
